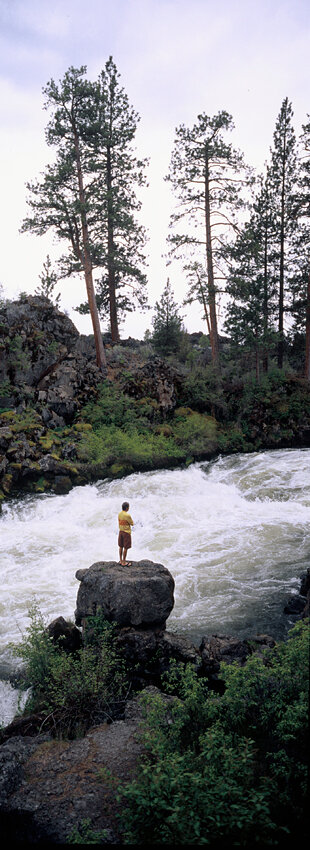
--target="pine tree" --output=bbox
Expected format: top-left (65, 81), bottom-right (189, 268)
top-left (152, 279), bottom-right (183, 356)
top-left (21, 66), bottom-right (107, 372)
top-left (289, 117), bottom-right (310, 379)
top-left (225, 172), bottom-right (278, 378)
top-left (268, 98), bottom-right (298, 368)
top-left (166, 111), bottom-right (251, 368)
top-left (35, 255), bottom-right (61, 307)
top-left (76, 58), bottom-right (149, 341)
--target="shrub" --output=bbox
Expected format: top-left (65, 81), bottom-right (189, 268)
top-left (11, 604), bottom-right (129, 738)
top-left (117, 620), bottom-right (309, 845)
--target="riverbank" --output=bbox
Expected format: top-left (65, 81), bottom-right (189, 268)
top-left (1, 297), bottom-right (310, 504)
top-left (0, 564), bottom-right (308, 846)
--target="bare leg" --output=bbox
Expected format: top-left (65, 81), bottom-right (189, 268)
top-left (122, 547), bottom-right (128, 566)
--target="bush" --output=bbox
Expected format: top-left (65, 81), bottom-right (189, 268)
top-left (117, 620), bottom-right (309, 845)
top-left (171, 408), bottom-right (217, 456)
top-left (11, 604), bottom-right (129, 738)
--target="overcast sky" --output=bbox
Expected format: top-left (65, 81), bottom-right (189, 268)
top-left (0, 0), bottom-right (309, 338)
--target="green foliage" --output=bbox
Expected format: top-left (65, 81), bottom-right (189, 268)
top-left (117, 621), bottom-right (309, 845)
top-left (171, 407), bottom-right (217, 456)
top-left (152, 279), bottom-right (183, 356)
top-left (179, 364), bottom-right (227, 417)
top-left (77, 422), bottom-right (182, 470)
top-left (80, 382), bottom-right (146, 430)
top-left (35, 254), bottom-right (61, 307)
top-left (11, 604), bottom-right (129, 738)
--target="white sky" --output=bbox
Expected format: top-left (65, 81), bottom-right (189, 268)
top-left (0, 0), bottom-right (309, 338)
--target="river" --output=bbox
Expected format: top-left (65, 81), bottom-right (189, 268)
top-left (1, 447), bottom-right (309, 725)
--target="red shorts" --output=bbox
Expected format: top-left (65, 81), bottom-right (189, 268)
top-left (118, 530), bottom-right (132, 550)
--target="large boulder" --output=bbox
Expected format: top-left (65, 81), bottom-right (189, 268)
top-left (125, 355), bottom-right (182, 416)
top-left (75, 560), bottom-right (175, 630)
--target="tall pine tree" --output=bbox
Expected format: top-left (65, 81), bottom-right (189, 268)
top-left (21, 66), bottom-right (107, 372)
top-left (289, 116), bottom-right (310, 379)
top-left (225, 171), bottom-right (278, 378)
top-left (269, 98), bottom-right (298, 368)
top-left (77, 58), bottom-right (148, 341)
top-left (166, 111), bottom-right (251, 368)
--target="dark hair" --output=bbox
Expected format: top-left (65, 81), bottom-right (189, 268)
top-left (122, 501), bottom-right (129, 511)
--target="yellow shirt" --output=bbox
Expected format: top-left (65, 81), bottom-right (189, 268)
top-left (118, 510), bottom-right (134, 535)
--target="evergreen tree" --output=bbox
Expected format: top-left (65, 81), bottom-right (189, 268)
top-left (152, 278), bottom-right (183, 356)
top-left (76, 58), bottom-right (149, 341)
top-left (34, 255), bottom-right (61, 307)
top-left (289, 117), bottom-right (310, 379)
top-left (166, 111), bottom-right (251, 368)
top-left (21, 66), bottom-right (107, 372)
top-left (225, 172), bottom-right (278, 378)
top-left (268, 98), bottom-right (298, 368)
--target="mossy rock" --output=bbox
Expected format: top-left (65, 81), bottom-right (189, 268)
top-left (173, 407), bottom-right (195, 418)
top-left (109, 462), bottom-right (133, 477)
top-left (0, 410), bottom-right (16, 422)
top-left (2, 473), bottom-right (13, 494)
top-left (39, 437), bottom-right (55, 450)
top-left (51, 475), bottom-right (73, 495)
top-left (33, 477), bottom-right (51, 493)
top-left (74, 422), bottom-right (93, 432)
top-left (155, 424), bottom-right (173, 437)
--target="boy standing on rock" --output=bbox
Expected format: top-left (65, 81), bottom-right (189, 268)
top-left (118, 501), bottom-right (134, 566)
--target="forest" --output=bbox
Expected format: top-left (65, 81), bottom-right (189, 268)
top-left (18, 58), bottom-right (309, 384)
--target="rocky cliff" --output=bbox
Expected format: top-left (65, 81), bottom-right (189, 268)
top-left (0, 296), bottom-right (182, 502)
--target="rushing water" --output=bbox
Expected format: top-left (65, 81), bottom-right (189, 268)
top-left (1, 447), bottom-right (309, 725)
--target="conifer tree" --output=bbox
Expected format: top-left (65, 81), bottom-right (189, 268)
top-left (21, 66), bottom-right (107, 372)
top-left (21, 60), bottom-right (148, 364)
top-left (35, 255), bottom-right (61, 307)
top-left (289, 117), bottom-right (310, 379)
top-left (166, 111), bottom-right (251, 368)
top-left (225, 172), bottom-right (278, 378)
top-left (76, 58), bottom-right (148, 341)
top-left (268, 98), bottom-right (298, 368)
top-left (152, 278), bottom-right (183, 356)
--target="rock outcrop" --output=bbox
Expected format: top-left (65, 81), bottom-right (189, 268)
top-left (0, 691), bottom-right (152, 844)
top-left (0, 554), bottom-right (289, 844)
top-left (0, 295), bottom-right (102, 424)
top-left (75, 560), bottom-right (175, 630)
top-left (125, 355), bottom-right (182, 416)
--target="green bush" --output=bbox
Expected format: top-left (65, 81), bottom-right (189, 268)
top-left (171, 408), bottom-right (217, 456)
top-left (11, 604), bottom-right (129, 738)
top-left (117, 620), bottom-right (309, 845)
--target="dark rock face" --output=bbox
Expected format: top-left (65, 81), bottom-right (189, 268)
top-left (47, 616), bottom-right (83, 653)
top-left (75, 560), bottom-right (175, 630)
top-left (115, 627), bottom-right (200, 688)
top-left (125, 355), bottom-right (182, 415)
top-left (199, 633), bottom-right (276, 680)
top-left (283, 568), bottom-right (310, 619)
top-left (0, 295), bottom-right (102, 423)
top-left (0, 693), bottom-right (148, 844)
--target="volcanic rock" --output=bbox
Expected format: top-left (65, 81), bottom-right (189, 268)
top-left (75, 560), bottom-right (175, 630)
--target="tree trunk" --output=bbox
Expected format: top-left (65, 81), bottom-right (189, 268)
top-left (305, 270), bottom-right (310, 381)
top-left (204, 146), bottom-right (220, 368)
top-left (107, 145), bottom-right (120, 343)
top-left (277, 124), bottom-right (287, 369)
top-left (255, 328), bottom-right (260, 383)
top-left (262, 216), bottom-right (269, 373)
top-left (73, 124), bottom-right (107, 373)
top-left (197, 276), bottom-right (212, 337)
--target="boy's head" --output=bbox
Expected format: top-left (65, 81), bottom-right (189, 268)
top-left (122, 501), bottom-right (129, 511)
